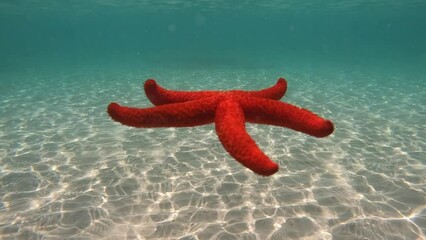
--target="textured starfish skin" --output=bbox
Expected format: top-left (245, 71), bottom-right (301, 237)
top-left (107, 78), bottom-right (334, 176)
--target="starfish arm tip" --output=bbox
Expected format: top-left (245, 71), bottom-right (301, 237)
top-left (314, 119), bottom-right (335, 138)
top-left (258, 162), bottom-right (279, 176)
top-left (107, 102), bottom-right (119, 111)
top-left (145, 78), bottom-right (156, 83)
top-left (107, 102), bottom-right (121, 120)
top-left (277, 77), bottom-right (286, 84)
top-left (144, 79), bottom-right (157, 90)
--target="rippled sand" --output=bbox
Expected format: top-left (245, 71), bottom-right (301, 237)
top-left (0, 67), bottom-right (425, 239)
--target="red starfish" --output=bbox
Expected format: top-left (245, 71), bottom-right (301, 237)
top-left (107, 78), bottom-right (334, 176)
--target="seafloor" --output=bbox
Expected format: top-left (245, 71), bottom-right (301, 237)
top-left (0, 64), bottom-right (425, 239)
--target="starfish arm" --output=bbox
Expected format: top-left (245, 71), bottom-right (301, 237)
top-left (245, 78), bottom-right (287, 100)
top-left (241, 97), bottom-right (334, 138)
top-left (144, 78), bottom-right (287, 105)
top-left (215, 98), bottom-right (279, 176)
top-left (144, 79), bottom-right (218, 105)
top-left (107, 97), bottom-right (218, 128)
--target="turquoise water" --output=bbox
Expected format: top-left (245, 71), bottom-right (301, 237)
top-left (1, 1), bottom-right (425, 239)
